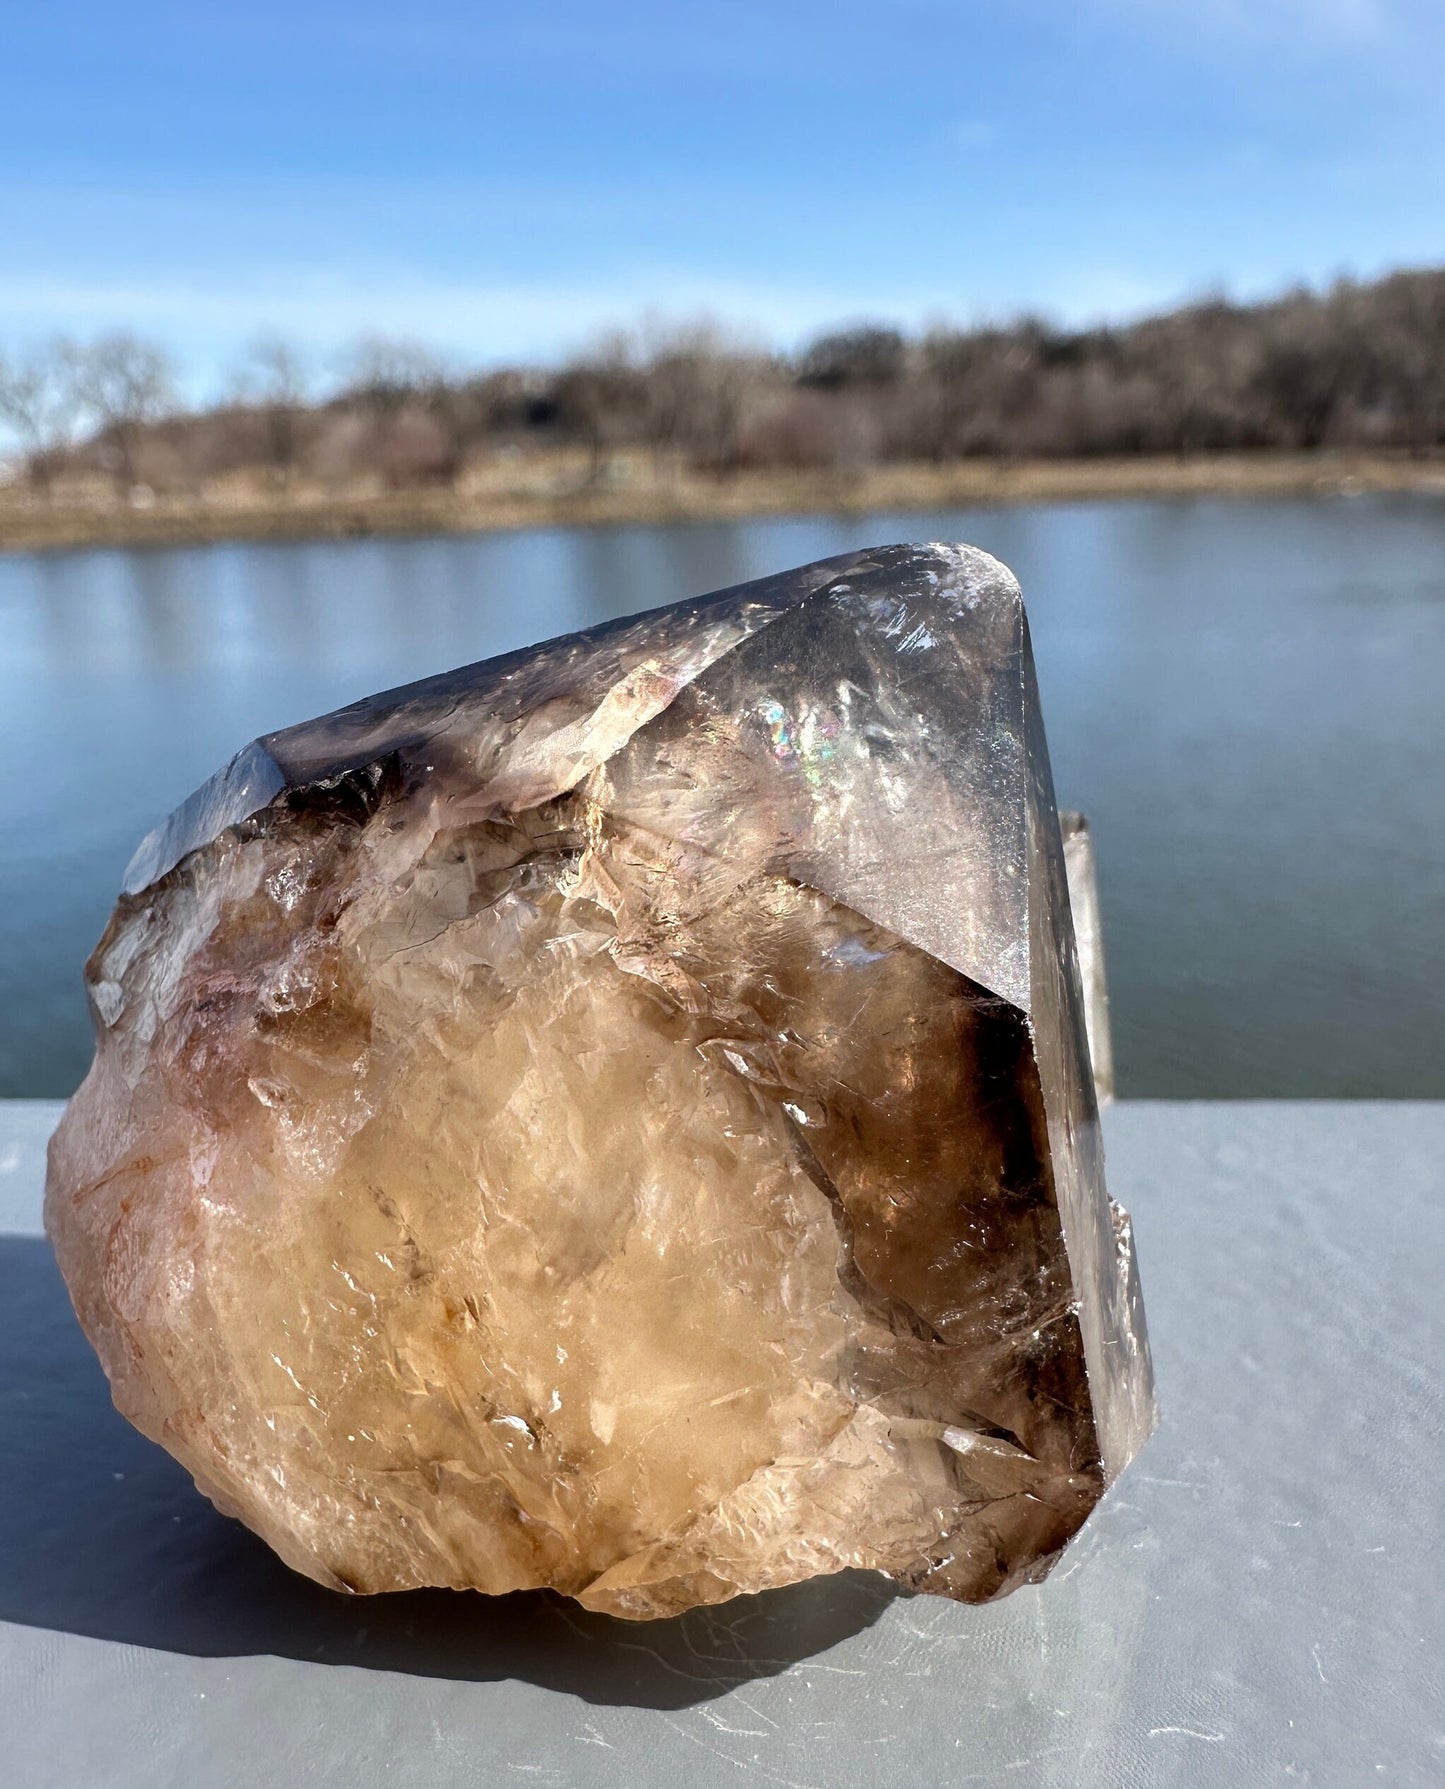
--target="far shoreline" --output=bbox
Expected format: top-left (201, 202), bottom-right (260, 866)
top-left (3, 449), bottom-right (1444, 555)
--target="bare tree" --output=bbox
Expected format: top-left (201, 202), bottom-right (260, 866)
top-left (0, 338), bottom-right (85, 498)
top-left (1370, 270), bottom-right (1445, 457)
top-left (797, 324), bottom-right (906, 389)
top-left (340, 336), bottom-right (470, 484)
top-left (1247, 288), bottom-right (1363, 452)
top-left (1123, 300), bottom-right (1251, 456)
top-left (74, 334), bottom-right (177, 495)
top-left (232, 335), bottom-right (311, 487)
top-left (342, 336), bottom-right (444, 411)
top-left (553, 331), bottom-right (647, 483)
top-left (900, 326), bottom-right (1046, 461)
top-left (635, 323), bottom-right (759, 474)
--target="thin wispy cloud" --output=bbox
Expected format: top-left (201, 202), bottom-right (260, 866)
top-left (943, 119), bottom-right (999, 151)
top-left (1103, 0), bottom-right (1391, 42)
top-left (1, 0), bottom-right (1441, 385)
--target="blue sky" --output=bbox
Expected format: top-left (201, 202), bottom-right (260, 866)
top-left (2, 0), bottom-right (1443, 395)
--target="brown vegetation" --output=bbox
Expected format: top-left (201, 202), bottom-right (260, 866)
top-left (4, 270), bottom-right (1445, 549)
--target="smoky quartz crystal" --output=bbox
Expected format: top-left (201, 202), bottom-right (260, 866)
top-left (46, 543), bottom-right (1155, 1619)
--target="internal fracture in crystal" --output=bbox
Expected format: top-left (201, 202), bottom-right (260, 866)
top-left (46, 543), bottom-right (1156, 1619)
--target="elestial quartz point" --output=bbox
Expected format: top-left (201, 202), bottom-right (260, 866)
top-left (46, 544), bottom-right (1156, 1620)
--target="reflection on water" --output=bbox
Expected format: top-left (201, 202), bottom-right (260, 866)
top-left (3, 494), bottom-right (1444, 1097)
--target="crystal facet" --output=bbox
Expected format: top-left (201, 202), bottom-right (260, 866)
top-left (46, 543), bottom-right (1156, 1618)
top-left (1061, 812), bottom-right (1115, 1107)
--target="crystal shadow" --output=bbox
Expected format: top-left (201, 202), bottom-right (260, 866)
top-left (0, 1237), bottom-right (895, 1709)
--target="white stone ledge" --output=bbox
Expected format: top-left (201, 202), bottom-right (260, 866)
top-left (2, 1099), bottom-right (1442, 1787)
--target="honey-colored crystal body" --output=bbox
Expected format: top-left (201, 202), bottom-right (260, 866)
top-left (46, 544), bottom-right (1155, 1618)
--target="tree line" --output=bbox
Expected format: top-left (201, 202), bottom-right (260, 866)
top-left (3, 266), bottom-right (1445, 499)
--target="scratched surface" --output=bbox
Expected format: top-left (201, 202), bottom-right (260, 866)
top-left (1, 1101), bottom-right (1441, 1788)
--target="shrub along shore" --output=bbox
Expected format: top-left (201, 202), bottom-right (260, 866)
top-left (3, 448), bottom-right (1443, 554)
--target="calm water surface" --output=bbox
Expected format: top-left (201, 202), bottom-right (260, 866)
top-left (3, 495), bottom-right (1443, 1098)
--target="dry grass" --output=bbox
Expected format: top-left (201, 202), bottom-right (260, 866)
top-left (3, 448), bottom-right (1444, 554)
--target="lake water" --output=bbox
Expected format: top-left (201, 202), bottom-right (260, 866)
top-left (3, 495), bottom-right (1443, 1099)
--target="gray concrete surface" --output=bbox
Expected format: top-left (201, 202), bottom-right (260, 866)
top-left (2, 1100), bottom-right (1441, 1788)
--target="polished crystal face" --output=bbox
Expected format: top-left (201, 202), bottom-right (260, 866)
top-left (46, 543), bottom-right (1155, 1619)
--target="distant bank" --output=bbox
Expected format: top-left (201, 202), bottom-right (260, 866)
top-left (3, 450), bottom-right (1444, 553)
